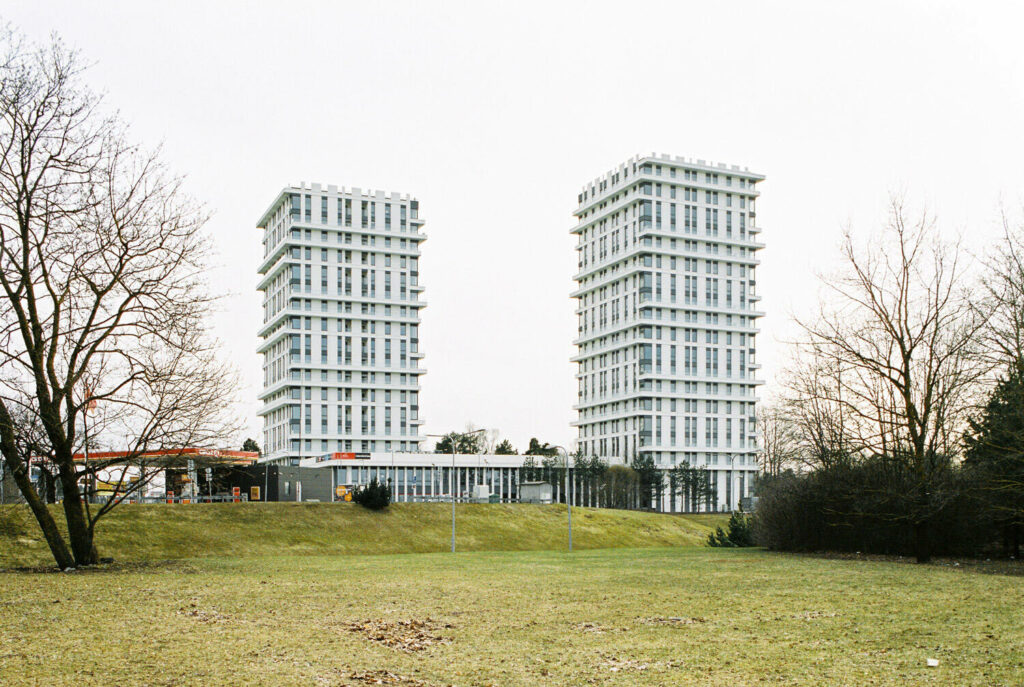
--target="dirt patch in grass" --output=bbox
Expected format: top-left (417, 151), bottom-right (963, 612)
top-left (599, 654), bottom-right (649, 672)
top-left (790, 610), bottom-right (840, 621)
top-left (340, 669), bottom-right (434, 686)
top-left (177, 599), bottom-right (229, 623)
top-left (574, 621), bottom-right (608, 633)
top-left (341, 618), bottom-right (453, 653)
top-left (638, 615), bottom-right (707, 626)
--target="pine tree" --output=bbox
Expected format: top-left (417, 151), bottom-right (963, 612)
top-left (352, 478), bottom-right (392, 510)
top-left (707, 507), bottom-right (755, 547)
top-left (494, 439), bottom-right (517, 455)
top-left (964, 358), bottom-right (1024, 557)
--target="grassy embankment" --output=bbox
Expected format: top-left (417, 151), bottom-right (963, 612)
top-left (0, 502), bottom-right (725, 568)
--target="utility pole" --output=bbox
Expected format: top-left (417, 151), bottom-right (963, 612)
top-left (427, 429), bottom-right (485, 553)
top-left (553, 445), bottom-right (573, 551)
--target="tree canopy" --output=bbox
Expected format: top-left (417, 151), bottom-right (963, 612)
top-left (494, 439), bottom-right (517, 455)
top-left (434, 431), bottom-right (484, 454)
top-left (524, 438), bottom-right (557, 457)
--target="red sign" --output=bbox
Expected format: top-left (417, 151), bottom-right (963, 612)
top-left (316, 452), bottom-right (371, 462)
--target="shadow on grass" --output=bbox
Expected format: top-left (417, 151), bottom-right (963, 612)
top-left (0, 559), bottom-right (198, 575)
top-left (773, 550), bottom-right (1024, 576)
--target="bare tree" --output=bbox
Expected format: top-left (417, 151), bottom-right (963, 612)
top-left (781, 348), bottom-right (863, 471)
top-left (0, 30), bottom-right (238, 568)
top-left (795, 198), bottom-right (987, 562)
top-left (977, 210), bottom-right (1024, 369)
top-left (756, 401), bottom-right (801, 476)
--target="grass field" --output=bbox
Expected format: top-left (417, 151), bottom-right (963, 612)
top-left (0, 547), bottom-right (1021, 686)
top-left (1, 505), bottom-right (1021, 685)
top-left (0, 503), bottom-right (724, 568)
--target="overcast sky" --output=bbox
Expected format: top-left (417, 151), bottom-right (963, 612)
top-left (6, 1), bottom-right (1024, 452)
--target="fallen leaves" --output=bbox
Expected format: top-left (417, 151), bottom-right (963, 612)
top-left (342, 618), bottom-right (454, 653)
top-left (177, 600), bottom-right (228, 623)
top-left (341, 669), bottom-right (434, 685)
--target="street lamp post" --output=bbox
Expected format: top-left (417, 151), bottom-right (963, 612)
top-left (553, 445), bottom-right (573, 551)
top-left (427, 429), bottom-right (486, 553)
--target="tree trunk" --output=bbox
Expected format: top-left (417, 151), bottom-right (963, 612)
top-left (5, 462), bottom-right (75, 568)
top-left (58, 463), bottom-right (97, 566)
top-left (0, 404), bottom-right (75, 568)
top-left (41, 469), bottom-right (57, 503)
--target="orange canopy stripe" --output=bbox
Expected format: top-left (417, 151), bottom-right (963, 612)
top-left (70, 448), bottom-right (258, 464)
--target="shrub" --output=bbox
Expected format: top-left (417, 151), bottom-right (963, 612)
top-left (708, 508), bottom-right (755, 547)
top-left (351, 478), bottom-right (391, 511)
top-left (753, 461), bottom-right (992, 557)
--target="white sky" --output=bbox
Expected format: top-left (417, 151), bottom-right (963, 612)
top-left (6, 0), bottom-right (1024, 452)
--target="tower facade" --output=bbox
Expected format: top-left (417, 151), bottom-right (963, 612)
top-left (571, 154), bottom-right (764, 510)
top-left (257, 184), bottom-right (425, 465)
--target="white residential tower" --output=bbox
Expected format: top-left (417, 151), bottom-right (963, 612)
top-left (572, 154), bottom-right (764, 511)
top-left (257, 184), bottom-right (426, 465)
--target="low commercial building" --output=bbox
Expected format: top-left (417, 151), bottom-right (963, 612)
top-left (300, 451), bottom-right (729, 511)
top-left (231, 464), bottom-right (333, 502)
top-left (301, 452), bottom-right (528, 503)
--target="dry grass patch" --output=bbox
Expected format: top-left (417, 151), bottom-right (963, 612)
top-left (639, 615), bottom-right (708, 626)
top-left (341, 618), bottom-right (454, 653)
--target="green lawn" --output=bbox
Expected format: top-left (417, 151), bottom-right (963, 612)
top-left (1, 547), bottom-right (1021, 686)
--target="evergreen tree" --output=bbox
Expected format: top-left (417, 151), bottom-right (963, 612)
top-left (630, 455), bottom-right (660, 510)
top-left (524, 438), bottom-right (557, 456)
top-left (434, 431), bottom-right (484, 454)
top-left (520, 456), bottom-right (539, 482)
top-left (494, 439), bottom-right (517, 455)
top-left (964, 358), bottom-right (1024, 557)
top-left (351, 478), bottom-right (391, 510)
top-left (708, 507), bottom-right (756, 547)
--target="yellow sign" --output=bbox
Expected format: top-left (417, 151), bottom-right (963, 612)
top-left (250, 486), bottom-right (261, 501)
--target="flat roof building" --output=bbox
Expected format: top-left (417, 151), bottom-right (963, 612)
top-left (571, 154), bottom-right (765, 511)
top-left (257, 183), bottom-right (426, 465)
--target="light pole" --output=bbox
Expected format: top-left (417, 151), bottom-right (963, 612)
top-left (427, 429), bottom-right (485, 553)
top-left (552, 445), bottom-right (573, 551)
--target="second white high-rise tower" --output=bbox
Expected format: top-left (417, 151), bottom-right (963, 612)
top-left (572, 154), bottom-right (764, 511)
